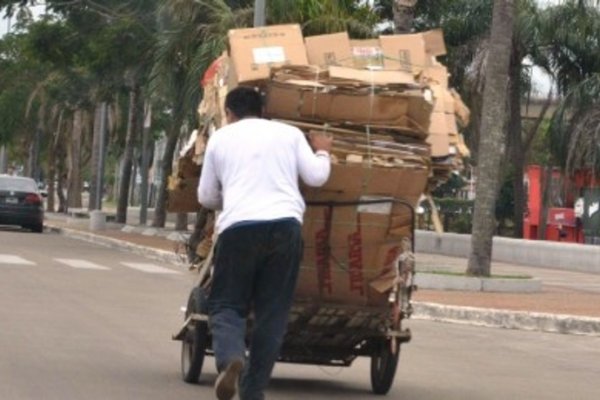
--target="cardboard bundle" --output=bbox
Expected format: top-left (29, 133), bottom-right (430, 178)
top-left (169, 24), bottom-right (471, 307)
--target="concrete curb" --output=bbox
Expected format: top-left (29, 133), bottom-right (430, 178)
top-left (412, 301), bottom-right (600, 337)
top-left (46, 224), bottom-right (185, 267)
top-left (47, 223), bottom-right (600, 337)
top-left (414, 272), bottom-right (542, 293)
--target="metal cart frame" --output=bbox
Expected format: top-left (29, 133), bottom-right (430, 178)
top-left (173, 198), bottom-right (417, 395)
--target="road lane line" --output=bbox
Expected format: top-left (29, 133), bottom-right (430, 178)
top-left (120, 262), bottom-right (181, 274)
top-left (54, 259), bottom-right (111, 270)
top-left (0, 254), bottom-right (36, 265)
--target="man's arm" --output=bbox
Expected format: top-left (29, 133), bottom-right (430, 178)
top-left (197, 141), bottom-right (223, 210)
top-left (297, 130), bottom-right (333, 187)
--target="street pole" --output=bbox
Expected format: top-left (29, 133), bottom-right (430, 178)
top-left (254, 0), bottom-right (266, 27)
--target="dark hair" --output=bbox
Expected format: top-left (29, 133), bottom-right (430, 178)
top-left (225, 86), bottom-right (263, 119)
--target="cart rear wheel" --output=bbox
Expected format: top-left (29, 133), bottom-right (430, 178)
top-left (370, 339), bottom-right (400, 395)
top-left (181, 287), bottom-right (209, 384)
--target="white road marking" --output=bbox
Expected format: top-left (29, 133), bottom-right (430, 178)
top-left (0, 254), bottom-right (35, 265)
top-left (54, 258), bottom-right (110, 270)
top-left (120, 262), bottom-right (180, 274)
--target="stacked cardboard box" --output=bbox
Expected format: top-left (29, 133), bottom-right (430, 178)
top-left (169, 24), bottom-right (470, 307)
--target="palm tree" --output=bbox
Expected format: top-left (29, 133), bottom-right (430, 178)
top-left (467, 0), bottom-right (516, 277)
top-left (393, 0), bottom-right (417, 33)
top-left (541, 1), bottom-right (600, 176)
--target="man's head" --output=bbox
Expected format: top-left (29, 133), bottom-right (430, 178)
top-left (224, 87), bottom-right (263, 123)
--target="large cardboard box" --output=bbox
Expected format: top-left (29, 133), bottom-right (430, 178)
top-left (350, 39), bottom-right (384, 69)
top-left (380, 33), bottom-right (430, 73)
top-left (380, 30), bottom-right (446, 74)
top-left (265, 82), bottom-right (432, 133)
top-left (228, 24), bottom-right (308, 84)
top-left (305, 32), bottom-right (353, 67)
top-left (295, 163), bottom-right (428, 306)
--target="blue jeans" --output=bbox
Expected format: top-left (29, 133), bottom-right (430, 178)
top-left (208, 219), bottom-right (302, 400)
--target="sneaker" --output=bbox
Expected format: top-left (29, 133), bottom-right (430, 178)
top-left (215, 359), bottom-right (244, 400)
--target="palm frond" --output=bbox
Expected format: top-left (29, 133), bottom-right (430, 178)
top-left (548, 73), bottom-right (600, 174)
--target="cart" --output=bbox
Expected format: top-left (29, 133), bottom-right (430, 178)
top-left (172, 198), bottom-right (417, 395)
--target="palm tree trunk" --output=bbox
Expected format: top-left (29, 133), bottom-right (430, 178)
top-left (116, 85), bottom-right (141, 223)
top-left (393, 0), bottom-right (417, 33)
top-left (46, 110), bottom-right (64, 213)
top-left (89, 103), bottom-right (103, 211)
top-left (67, 110), bottom-right (84, 209)
top-left (152, 114), bottom-right (184, 228)
top-left (508, 47), bottom-right (525, 238)
top-left (467, 0), bottom-right (515, 277)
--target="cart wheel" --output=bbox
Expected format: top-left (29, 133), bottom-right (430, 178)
top-left (370, 339), bottom-right (400, 395)
top-left (181, 287), bottom-right (209, 384)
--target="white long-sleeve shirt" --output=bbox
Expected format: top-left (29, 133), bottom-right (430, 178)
top-left (197, 118), bottom-right (331, 233)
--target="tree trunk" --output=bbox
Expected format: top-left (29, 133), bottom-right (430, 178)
top-left (67, 110), bottom-right (84, 209)
top-left (89, 103), bottom-right (102, 211)
top-left (393, 0), bottom-right (417, 33)
top-left (116, 85), bottom-right (141, 223)
top-left (467, 0), bottom-right (515, 277)
top-left (508, 46), bottom-right (525, 238)
top-left (46, 110), bottom-right (64, 213)
top-left (152, 115), bottom-right (184, 228)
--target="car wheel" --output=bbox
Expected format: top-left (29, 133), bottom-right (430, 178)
top-left (31, 223), bottom-right (43, 233)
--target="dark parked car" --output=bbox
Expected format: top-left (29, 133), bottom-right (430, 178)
top-left (0, 175), bottom-right (44, 233)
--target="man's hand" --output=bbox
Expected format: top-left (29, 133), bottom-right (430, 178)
top-left (309, 131), bottom-right (333, 153)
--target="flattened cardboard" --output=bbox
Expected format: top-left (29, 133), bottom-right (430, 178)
top-left (451, 89), bottom-right (471, 127)
top-left (427, 112), bottom-right (451, 157)
top-left (297, 204), bottom-right (409, 306)
top-left (167, 177), bottom-right (202, 213)
top-left (350, 39), bottom-right (384, 69)
top-left (380, 33), bottom-right (430, 73)
top-left (328, 65), bottom-right (415, 85)
top-left (305, 32), bottom-right (353, 67)
top-left (265, 83), bottom-right (432, 132)
top-left (228, 24), bottom-right (308, 84)
top-left (423, 29), bottom-right (447, 57)
top-left (421, 64), bottom-right (449, 87)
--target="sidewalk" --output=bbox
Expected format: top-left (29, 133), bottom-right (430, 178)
top-left (44, 212), bottom-right (600, 336)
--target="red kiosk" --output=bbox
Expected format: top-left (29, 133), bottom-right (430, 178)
top-left (523, 165), bottom-right (600, 243)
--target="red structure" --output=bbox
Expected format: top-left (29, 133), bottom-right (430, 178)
top-left (523, 165), bottom-right (600, 243)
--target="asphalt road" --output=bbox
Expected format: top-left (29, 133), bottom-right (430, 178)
top-left (1, 227), bottom-right (599, 400)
